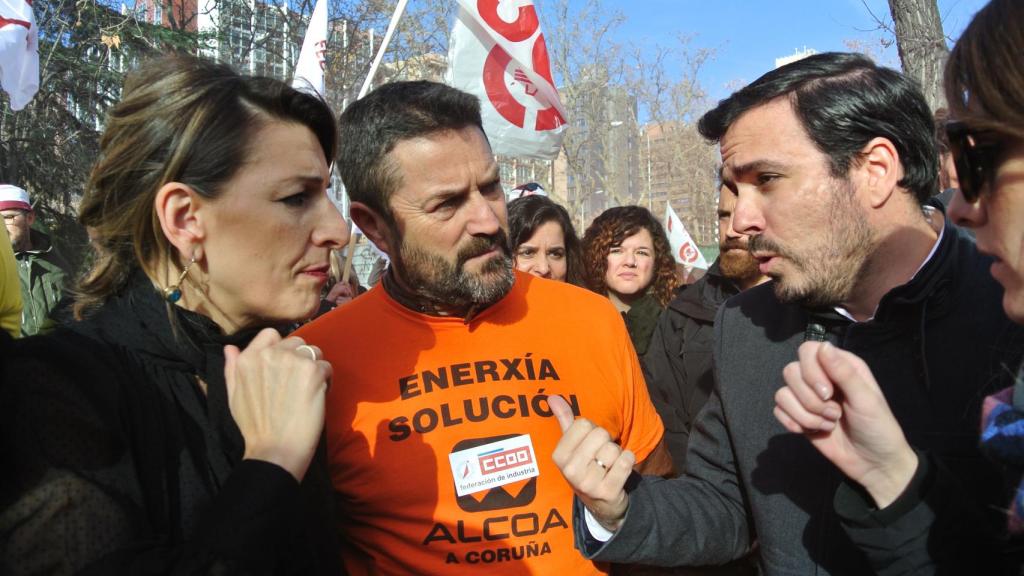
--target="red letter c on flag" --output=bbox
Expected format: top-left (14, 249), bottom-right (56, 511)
top-left (476, 0), bottom-right (539, 43)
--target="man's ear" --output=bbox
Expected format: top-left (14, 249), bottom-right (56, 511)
top-left (154, 182), bottom-right (206, 262)
top-left (350, 201), bottom-right (395, 256)
top-left (25, 211), bottom-right (35, 227)
top-left (859, 137), bottom-right (903, 209)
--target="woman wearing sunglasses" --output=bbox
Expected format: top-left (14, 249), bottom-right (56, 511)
top-left (945, 33), bottom-right (1024, 323)
top-left (771, 0), bottom-right (1024, 572)
top-left (946, 0), bottom-right (1024, 557)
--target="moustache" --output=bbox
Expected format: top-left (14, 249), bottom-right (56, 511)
top-left (456, 230), bottom-right (511, 266)
top-left (747, 234), bottom-right (787, 257)
top-left (720, 239), bottom-right (750, 253)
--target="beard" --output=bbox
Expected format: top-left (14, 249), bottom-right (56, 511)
top-left (392, 229), bottom-right (515, 309)
top-left (748, 179), bottom-right (874, 308)
top-left (6, 226), bottom-right (29, 252)
top-left (718, 239), bottom-right (761, 284)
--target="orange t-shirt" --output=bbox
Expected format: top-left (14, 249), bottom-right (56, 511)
top-left (296, 272), bottom-right (664, 575)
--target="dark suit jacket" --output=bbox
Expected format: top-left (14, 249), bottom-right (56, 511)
top-left (577, 222), bottom-right (1024, 575)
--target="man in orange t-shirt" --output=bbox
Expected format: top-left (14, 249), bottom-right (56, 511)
top-left (295, 80), bottom-right (671, 575)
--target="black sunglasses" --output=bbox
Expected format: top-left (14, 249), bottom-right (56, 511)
top-left (945, 121), bottom-right (1004, 203)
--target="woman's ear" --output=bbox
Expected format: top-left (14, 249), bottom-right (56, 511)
top-left (155, 182), bottom-right (207, 262)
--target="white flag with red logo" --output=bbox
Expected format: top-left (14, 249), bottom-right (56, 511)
top-left (665, 203), bottom-right (709, 269)
top-left (292, 0), bottom-right (327, 96)
top-left (0, 0), bottom-right (38, 111)
top-left (446, 0), bottom-right (567, 160)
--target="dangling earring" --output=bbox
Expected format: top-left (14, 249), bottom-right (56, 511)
top-left (164, 253), bottom-right (196, 303)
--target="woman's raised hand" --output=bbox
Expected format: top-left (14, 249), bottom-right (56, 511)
top-left (224, 329), bottom-right (332, 481)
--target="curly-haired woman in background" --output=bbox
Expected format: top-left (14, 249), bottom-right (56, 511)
top-left (583, 205), bottom-right (679, 355)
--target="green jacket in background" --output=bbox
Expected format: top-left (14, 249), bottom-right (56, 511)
top-left (16, 229), bottom-right (70, 336)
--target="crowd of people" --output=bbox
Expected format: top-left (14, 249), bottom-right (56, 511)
top-left (1, 0), bottom-right (1023, 574)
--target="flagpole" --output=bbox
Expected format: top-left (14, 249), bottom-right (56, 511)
top-left (340, 0), bottom-right (409, 285)
top-left (357, 0), bottom-right (409, 99)
top-left (340, 234), bottom-right (359, 284)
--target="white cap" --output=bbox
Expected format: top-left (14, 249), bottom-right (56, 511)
top-left (0, 185), bottom-right (31, 212)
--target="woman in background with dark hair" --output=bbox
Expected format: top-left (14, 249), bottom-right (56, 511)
top-left (583, 205), bottom-right (679, 355)
top-left (508, 194), bottom-right (584, 286)
top-left (0, 55), bottom-right (347, 574)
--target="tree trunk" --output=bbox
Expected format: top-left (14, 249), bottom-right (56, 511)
top-left (887, 0), bottom-right (948, 110)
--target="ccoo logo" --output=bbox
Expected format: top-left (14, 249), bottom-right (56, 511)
top-left (451, 434), bottom-right (537, 512)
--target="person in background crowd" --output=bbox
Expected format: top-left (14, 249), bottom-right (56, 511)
top-left (295, 80), bottom-right (672, 575)
top-left (365, 253), bottom-right (388, 286)
top-left (0, 55), bottom-right (347, 575)
top-left (676, 264), bottom-right (707, 286)
top-left (643, 190), bottom-right (768, 469)
top-left (932, 107), bottom-right (964, 211)
top-left (773, 1), bottom-right (1024, 572)
top-left (934, 108), bottom-right (960, 196)
top-left (509, 181), bottom-right (546, 200)
top-left (508, 194), bottom-right (584, 285)
top-left (932, 107), bottom-right (974, 239)
top-left (324, 272), bottom-right (364, 308)
top-left (320, 247), bottom-right (365, 312)
top-left (639, 190), bottom-right (769, 576)
top-left (0, 223), bottom-right (22, 339)
top-left (0, 184), bottom-right (71, 336)
top-left (583, 205), bottom-right (680, 356)
top-left (550, 51), bottom-right (1024, 575)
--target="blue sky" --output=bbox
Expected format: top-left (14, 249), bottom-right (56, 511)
top-left (596, 0), bottom-right (987, 102)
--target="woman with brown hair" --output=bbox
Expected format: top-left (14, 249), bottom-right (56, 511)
top-left (507, 194), bottom-right (585, 286)
top-left (582, 205), bottom-right (679, 355)
top-left (1, 55), bottom-right (347, 574)
top-left (947, 0), bottom-right (1024, 552)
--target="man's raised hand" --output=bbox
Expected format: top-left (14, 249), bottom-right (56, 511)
top-left (549, 394), bottom-right (634, 532)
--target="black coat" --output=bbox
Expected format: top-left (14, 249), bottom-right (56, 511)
top-left (643, 261), bottom-right (740, 468)
top-left (0, 273), bottom-right (341, 575)
top-left (579, 219), bottom-right (1024, 574)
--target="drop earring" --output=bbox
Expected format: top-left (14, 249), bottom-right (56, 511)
top-left (164, 253), bottom-right (196, 303)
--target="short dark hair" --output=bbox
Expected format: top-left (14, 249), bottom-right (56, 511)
top-left (507, 195), bottom-right (584, 286)
top-left (698, 52), bottom-right (938, 204)
top-left (337, 81), bottom-right (485, 220)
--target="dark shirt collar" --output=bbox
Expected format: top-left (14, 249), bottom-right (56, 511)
top-left (381, 268), bottom-right (488, 323)
top-left (70, 269), bottom-right (282, 467)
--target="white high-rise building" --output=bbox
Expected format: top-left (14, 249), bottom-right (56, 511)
top-left (775, 47), bottom-right (818, 69)
top-left (197, 0), bottom-right (302, 80)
